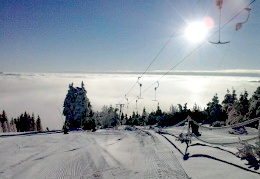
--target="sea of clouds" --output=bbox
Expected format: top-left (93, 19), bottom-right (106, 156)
top-left (0, 72), bottom-right (259, 130)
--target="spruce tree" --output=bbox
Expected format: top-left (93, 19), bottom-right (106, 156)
top-left (231, 89), bottom-right (238, 102)
top-left (24, 112), bottom-right (30, 131)
top-left (222, 89), bottom-right (237, 111)
top-left (239, 90), bottom-right (249, 116)
top-left (177, 104), bottom-right (183, 113)
top-left (36, 115), bottom-right (42, 131)
top-left (31, 113), bottom-right (36, 131)
top-left (63, 83), bottom-right (76, 126)
top-left (10, 118), bottom-right (16, 132)
top-left (74, 82), bottom-right (90, 128)
top-left (141, 107), bottom-right (148, 125)
top-left (205, 94), bottom-right (224, 124)
top-left (249, 86), bottom-right (260, 118)
top-left (1, 110), bottom-right (8, 132)
top-left (183, 103), bottom-right (188, 113)
top-left (169, 105), bottom-right (178, 114)
top-left (63, 82), bottom-right (92, 129)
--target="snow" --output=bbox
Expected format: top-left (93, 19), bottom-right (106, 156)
top-left (0, 129), bottom-right (188, 179)
top-left (160, 125), bottom-right (260, 178)
top-left (0, 127), bottom-right (259, 179)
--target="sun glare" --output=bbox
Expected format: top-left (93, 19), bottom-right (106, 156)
top-left (185, 22), bottom-right (208, 43)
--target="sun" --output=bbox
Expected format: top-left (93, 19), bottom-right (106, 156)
top-left (185, 22), bottom-right (208, 43)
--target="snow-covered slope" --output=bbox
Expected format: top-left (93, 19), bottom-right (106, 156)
top-left (159, 126), bottom-right (260, 178)
top-left (0, 129), bottom-right (188, 179)
top-left (0, 127), bottom-right (259, 179)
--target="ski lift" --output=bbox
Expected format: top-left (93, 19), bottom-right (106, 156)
top-left (236, 8), bottom-right (251, 31)
top-left (153, 81), bottom-right (159, 101)
top-left (125, 95), bottom-right (129, 108)
top-left (210, 0), bottom-right (230, 44)
top-left (135, 97), bottom-right (139, 109)
top-left (137, 77), bottom-right (143, 99)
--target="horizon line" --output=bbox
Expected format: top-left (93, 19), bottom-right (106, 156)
top-left (1, 69), bottom-right (260, 77)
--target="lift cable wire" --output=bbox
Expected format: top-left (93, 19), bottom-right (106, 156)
top-left (118, 0), bottom-right (201, 104)
top-left (128, 0), bottom-right (256, 105)
top-left (139, 0), bottom-right (201, 78)
top-left (201, 30), bottom-right (237, 105)
top-left (201, 5), bottom-right (253, 105)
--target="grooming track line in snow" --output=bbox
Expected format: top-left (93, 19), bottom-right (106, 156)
top-left (0, 129), bottom-right (190, 179)
top-left (156, 124), bottom-right (260, 176)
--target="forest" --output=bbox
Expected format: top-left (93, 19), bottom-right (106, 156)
top-left (0, 111), bottom-right (42, 133)
top-left (1, 82), bottom-right (259, 133)
top-left (62, 82), bottom-right (260, 131)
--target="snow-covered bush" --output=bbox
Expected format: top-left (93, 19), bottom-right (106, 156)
top-left (236, 138), bottom-right (259, 170)
top-left (94, 105), bottom-right (119, 128)
top-left (212, 121), bottom-right (222, 127)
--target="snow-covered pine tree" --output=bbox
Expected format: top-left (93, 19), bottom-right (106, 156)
top-left (63, 82), bottom-right (92, 129)
top-left (73, 82), bottom-right (91, 128)
top-left (94, 106), bottom-right (108, 127)
top-left (239, 90), bottom-right (249, 116)
top-left (141, 107), bottom-right (148, 125)
top-left (9, 118), bottom-right (16, 132)
top-left (222, 89), bottom-right (238, 112)
top-left (205, 94), bottom-right (224, 124)
top-left (249, 86), bottom-right (260, 118)
top-left (192, 103), bottom-right (201, 112)
top-left (63, 83), bottom-right (76, 126)
top-left (169, 105), bottom-right (178, 114)
top-left (94, 105), bottom-right (118, 128)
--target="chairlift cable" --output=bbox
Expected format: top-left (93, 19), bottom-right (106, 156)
top-left (128, 0), bottom-right (256, 105)
top-left (202, 4), bottom-right (253, 105)
top-left (201, 30), bottom-right (237, 105)
top-left (139, 0), bottom-right (202, 79)
top-left (118, 0), bottom-right (202, 104)
top-left (209, 0), bottom-right (255, 42)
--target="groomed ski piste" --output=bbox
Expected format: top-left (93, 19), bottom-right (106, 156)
top-left (0, 122), bottom-right (259, 179)
top-left (155, 119), bottom-right (260, 178)
top-left (0, 128), bottom-right (189, 179)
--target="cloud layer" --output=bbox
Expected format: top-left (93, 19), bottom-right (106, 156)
top-left (0, 72), bottom-right (259, 129)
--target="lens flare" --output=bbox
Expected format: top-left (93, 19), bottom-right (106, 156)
top-left (203, 17), bottom-right (214, 29)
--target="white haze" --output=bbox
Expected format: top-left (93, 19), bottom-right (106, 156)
top-left (0, 72), bottom-right (259, 130)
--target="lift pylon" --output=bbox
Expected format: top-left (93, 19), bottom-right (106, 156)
top-left (137, 77), bottom-right (143, 99)
top-left (153, 81), bottom-right (159, 101)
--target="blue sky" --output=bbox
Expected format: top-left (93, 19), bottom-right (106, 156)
top-left (0, 0), bottom-right (259, 73)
